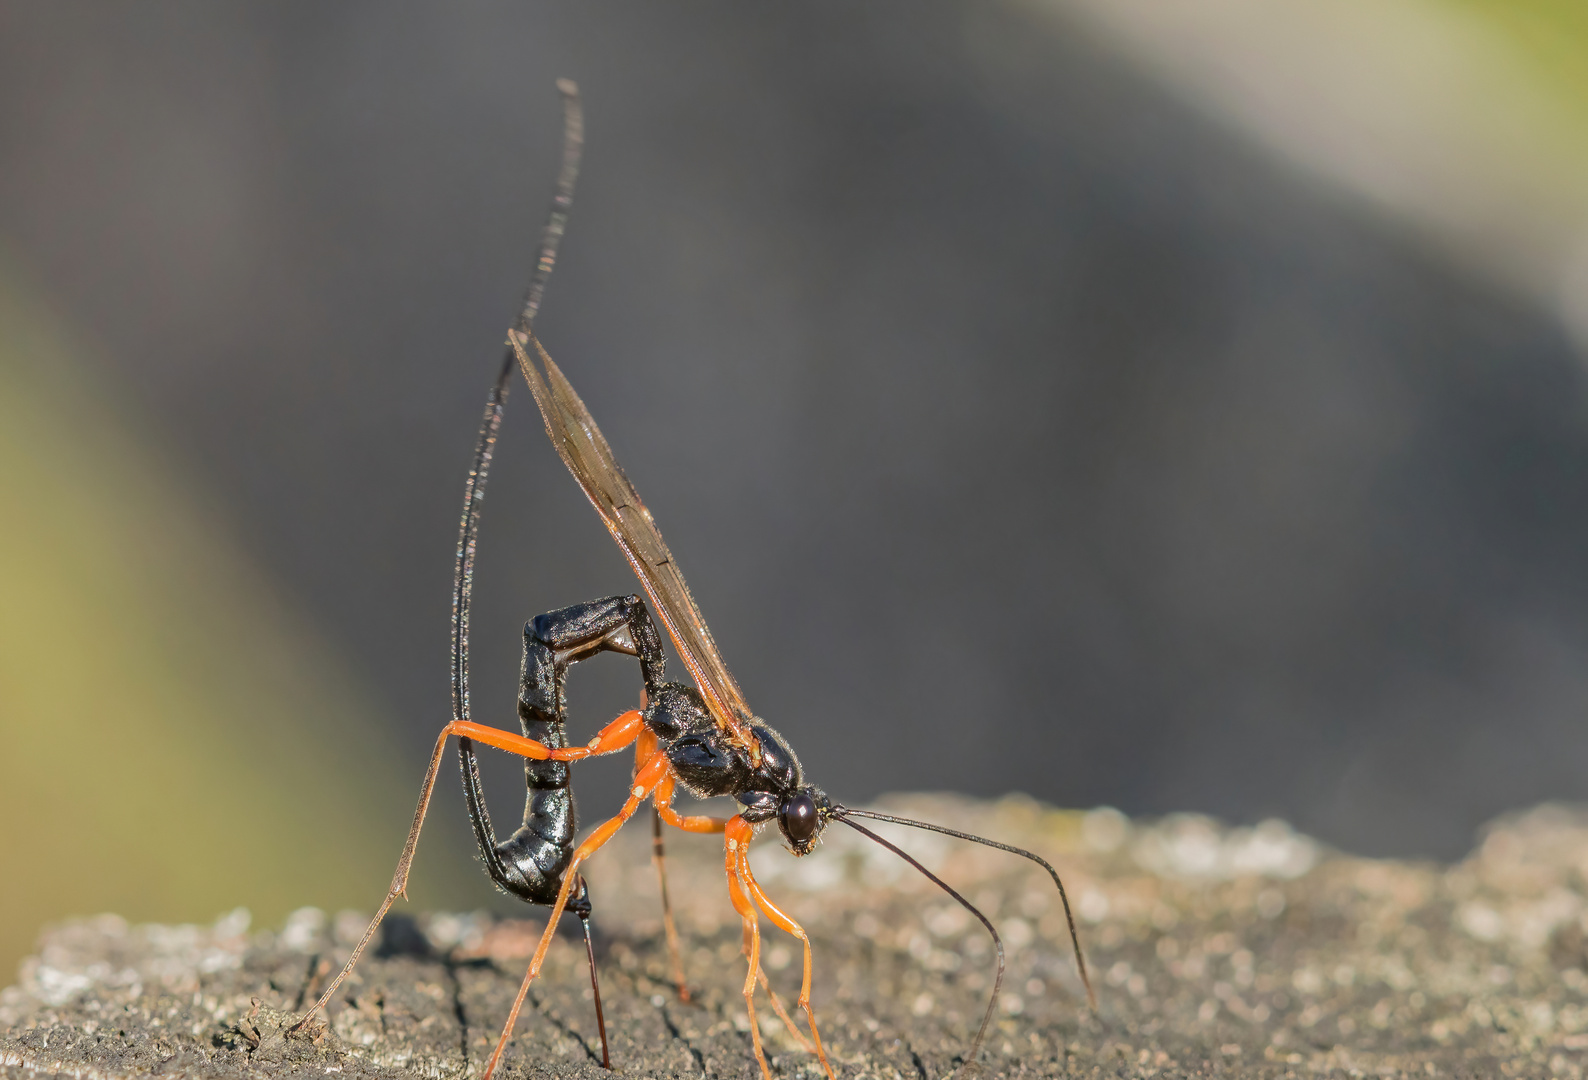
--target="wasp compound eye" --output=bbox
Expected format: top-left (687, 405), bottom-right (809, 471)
top-left (781, 792), bottom-right (819, 845)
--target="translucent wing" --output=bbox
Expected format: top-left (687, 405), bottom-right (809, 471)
top-left (509, 328), bottom-right (759, 754)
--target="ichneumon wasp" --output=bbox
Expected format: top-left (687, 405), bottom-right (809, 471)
top-left (288, 79), bottom-right (1095, 1080)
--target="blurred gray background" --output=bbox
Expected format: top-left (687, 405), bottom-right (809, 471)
top-left (4, 0), bottom-right (1588, 869)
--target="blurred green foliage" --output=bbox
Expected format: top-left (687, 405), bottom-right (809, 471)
top-left (0, 261), bottom-right (473, 981)
top-left (1454, 0), bottom-right (1588, 115)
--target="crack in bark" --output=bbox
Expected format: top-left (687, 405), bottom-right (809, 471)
top-left (524, 989), bottom-right (603, 1067)
top-left (292, 953), bottom-right (323, 1013)
top-left (658, 1003), bottom-right (708, 1076)
top-left (444, 958), bottom-right (470, 1073)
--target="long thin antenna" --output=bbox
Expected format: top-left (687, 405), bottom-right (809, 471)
top-left (451, 80), bottom-right (584, 734)
top-left (836, 817), bottom-right (1003, 1078)
top-left (837, 807), bottom-right (1096, 1011)
top-left (514, 78), bottom-right (584, 337)
top-left (446, 78), bottom-right (598, 1055)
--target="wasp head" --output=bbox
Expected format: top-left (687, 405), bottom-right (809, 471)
top-left (733, 720), bottom-right (831, 856)
top-left (654, 696), bottom-right (832, 855)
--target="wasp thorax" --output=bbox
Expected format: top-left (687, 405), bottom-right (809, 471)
top-left (746, 719), bottom-right (801, 792)
top-left (655, 705), bottom-right (829, 852)
top-left (645, 682), bottom-right (711, 741)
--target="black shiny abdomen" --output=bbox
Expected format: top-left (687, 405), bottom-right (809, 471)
top-left (459, 595), bottom-right (665, 910)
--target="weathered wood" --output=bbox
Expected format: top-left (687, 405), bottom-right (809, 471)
top-left (4, 796), bottom-right (1587, 1078)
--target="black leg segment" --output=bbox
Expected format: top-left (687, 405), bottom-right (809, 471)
top-left (460, 595), bottom-right (666, 906)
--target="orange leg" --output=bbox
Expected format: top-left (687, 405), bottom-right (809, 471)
top-left (286, 712), bottom-right (644, 1039)
top-left (725, 818), bottom-right (773, 1080)
top-left (642, 735), bottom-right (725, 1003)
top-left (653, 773), bottom-right (729, 835)
top-left (754, 960), bottom-right (818, 1057)
top-left (450, 710), bottom-right (642, 761)
top-left (738, 844), bottom-right (836, 1080)
top-left (651, 780), bottom-right (812, 1051)
top-left (634, 726), bottom-right (657, 776)
top-left (478, 750), bottom-right (672, 1080)
top-left (637, 730), bottom-right (690, 1001)
top-left (649, 770), bottom-right (813, 1056)
top-left (651, 806), bottom-right (693, 1002)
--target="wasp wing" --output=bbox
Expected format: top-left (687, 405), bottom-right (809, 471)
top-left (509, 328), bottom-right (758, 753)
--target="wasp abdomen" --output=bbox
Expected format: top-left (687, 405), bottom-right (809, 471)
top-left (461, 595), bottom-right (666, 910)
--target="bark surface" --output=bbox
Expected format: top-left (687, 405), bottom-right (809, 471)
top-left (4, 796), bottom-right (1587, 1079)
